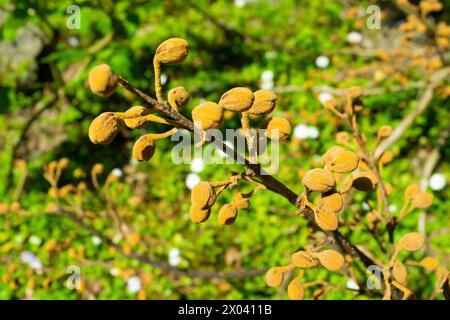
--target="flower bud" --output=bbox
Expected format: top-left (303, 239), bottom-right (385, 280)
top-left (155, 38), bottom-right (189, 64)
top-left (191, 181), bottom-right (216, 210)
top-left (287, 278), bottom-right (305, 300)
top-left (378, 125), bottom-right (392, 139)
top-left (192, 102), bottom-right (223, 130)
top-left (326, 149), bottom-right (359, 173)
top-left (265, 267), bottom-right (284, 288)
top-left (124, 106), bottom-right (149, 129)
top-left (168, 87), bottom-right (190, 109)
top-left (379, 151), bottom-right (394, 165)
top-left (247, 90), bottom-right (277, 115)
top-left (88, 112), bottom-right (119, 145)
top-left (88, 64), bottom-right (118, 97)
top-left (265, 117), bottom-right (291, 141)
top-left (317, 250), bottom-right (345, 271)
top-left (233, 193), bottom-right (250, 210)
top-left (218, 204), bottom-right (238, 225)
top-left (314, 207), bottom-right (338, 231)
top-left (302, 168), bottom-right (335, 193)
top-left (321, 190), bottom-right (343, 213)
top-left (189, 206), bottom-right (211, 223)
top-left (411, 192), bottom-right (433, 209)
top-left (218, 87), bottom-right (254, 112)
top-left (132, 135), bottom-right (156, 161)
top-left (392, 260), bottom-right (407, 285)
top-left (397, 232), bottom-right (424, 252)
top-left (291, 250), bottom-right (318, 268)
top-left (418, 257), bottom-right (439, 272)
top-left (321, 146), bottom-right (346, 165)
top-left (405, 183), bottom-right (420, 200)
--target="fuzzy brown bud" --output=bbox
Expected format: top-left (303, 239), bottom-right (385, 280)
top-left (132, 135), bottom-right (156, 161)
top-left (88, 112), bottom-right (119, 145)
top-left (88, 64), bottom-right (118, 97)
top-left (192, 102), bottom-right (223, 130)
top-left (302, 168), bottom-right (335, 193)
top-left (265, 117), bottom-right (291, 141)
top-left (155, 38), bottom-right (189, 64)
top-left (218, 87), bottom-right (254, 112)
top-left (248, 90), bottom-right (277, 115)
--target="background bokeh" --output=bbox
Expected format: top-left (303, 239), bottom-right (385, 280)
top-left (0, 0), bottom-right (449, 299)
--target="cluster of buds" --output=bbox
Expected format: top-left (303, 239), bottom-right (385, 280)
top-left (265, 247), bottom-right (345, 299)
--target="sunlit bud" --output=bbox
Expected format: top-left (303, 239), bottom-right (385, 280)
top-left (168, 87), bottom-right (190, 109)
top-left (314, 207), bottom-right (338, 231)
top-left (291, 250), bottom-right (318, 268)
top-left (88, 64), bottom-right (118, 97)
top-left (155, 38), bottom-right (189, 64)
top-left (132, 135), bottom-right (156, 161)
top-left (302, 168), bottom-right (335, 193)
top-left (218, 204), bottom-right (238, 225)
top-left (191, 181), bottom-right (216, 210)
top-left (321, 190), bottom-right (343, 213)
top-left (317, 249), bottom-right (345, 271)
top-left (189, 206), bottom-right (211, 223)
top-left (287, 277), bottom-right (305, 300)
top-left (248, 90), bottom-right (277, 115)
top-left (392, 260), bottom-right (408, 285)
top-left (265, 117), bottom-right (291, 141)
top-left (88, 112), bottom-right (119, 145)
top-left (124, 106), bottom-right (149, 129)
top-left (265, 267), bottom-right (285, 288)
top-left (411, 192), bottom-right (433, 209)
top-left (397, 232), bottom-right (425, 252)
top-left (192, 102), bottom-right (223, 130)
top-left (218, 87), bottom-right (254, 112)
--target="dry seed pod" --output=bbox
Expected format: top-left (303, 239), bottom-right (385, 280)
top-left (405, 183), bottom-right (420, 200)
top-left (265, 267), bottom-right (285, 288)
top-left (88, 112), bottom-right (119, 145)
top-left (321, 146), bottom-right (346, 165)
top-left (321, 190), bottom-right (343, 213)
top-left (88, 64), bottom-right (118, 97)
top-left (124, 106), bottom-right (149, 129)
top-left (326, 150), bottom-right (359, 173)
top-left (350, 172), bottom-right (377, 192)
top-left (393, 260), bottom-right (408, 285)
top-left (411, 192), bottom-right (433, 209)
top-left (419, 257), bottom-right (439, 272)
top-left (155, 38), bottom-right (189, 64)
top-left (218, 87), bottom-right (254, 112)
top-left (168, 87), bottom-right (190, 109)
top-left (287, 278), bottom-right (305, 300)
top-left (317, 250), bottom-right (345, 271)
top-left (191, 182), bottom-right (216, 209)
top-left (302, 168), bottom-right (335, 193)
top-left (233, 193), bottom-right (250, 210)
top-left (265, 117), bottom-right (291, 141)
top-left (314, 207), bottom-right (338, 231)
top-left (397, 232), bottom-right (425, 252)
top-left (248, 90), bottom-right (277, 115)
top-left (378, 125), bottom-right (393, 139)
top-left (379, 151), bottom-right (394, 165)
top-left (189, 206), bottom-right (211, 223)
top-left (218, 204), bottom-right (238, 225)
top-left (132, 135), bottom-right (156, 161)
top-left (192, 102), bottom-right (223, 129)
top-left (291, 250), bottom-right (318, 268)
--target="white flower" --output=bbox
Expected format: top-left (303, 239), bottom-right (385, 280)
top-left (190, 157), bottom-right (205, 173)
top-left (111, 168), bottom-right (123, 177)
top-left (347, 279), bottom-right (360, 290)
top-left (127, 276), bottom-right (141, 293)
top-left (29, 235), bottom-right (42, 246)
top-left (92, 236), bottom-right (102, 245)
top-left (315, 55), bottom-right (330, 69)
top-left (347, 31), bottom-right (363, 44)
top-left (293, 124), bottom-right (310, 139)
top-left (160, 73), bottom-right (168, 85)
top-left (388, 204), bottom-right (397, 213)
top-left (318, 92), bottom-right (334, 105)
top-left (20, 251), bottom-right (43, 270)
top-left (429, 173), bottom-right (446, 191)
top-left (185, 173), bottom-right (201, 190)
top-left (168, 248), bottom-right (182, 267)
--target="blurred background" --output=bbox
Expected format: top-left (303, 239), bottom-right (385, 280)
top-left (0, 0), bottom-right (449, 299)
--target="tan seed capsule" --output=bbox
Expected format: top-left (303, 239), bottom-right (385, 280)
top-left (321, 146), bottom-right (346, 165)
top-left (397, 232), bottom-right (425, 252)
top-left (155, 38), bottom-right (189, 64)
top-left (302, 168), bottom-right (335, 193)
top-left (287, 278), bottom-right (305, 300)
top-left (291, 250), bottom-right (318, 268)
top-left (379, 151), bottom-right (394, 165)
top-left (265, 117), bottom-right (291, 141)
top-left (124, 106), bottom-right (149, 129)
top-left (88, 112), bottom-right (119, 145)
top-left (265, 267), bottom-right (284, 288)
top-left (191, 182), bottom-right (216, 210)
top-left (321, 190), bottom-right (343, 213)
top-left (218, 204), bottom-right (238, 225)
top-left (218, 87), bottom-right (254, 112)
top-left (132, 135), bottom-right (156, 161)
top-left (405, 183), bottom-right (420, 200)
top-left (168, 87), bottom-right (190, 109)
top-left (326, 150), bottom-right (359, 173)
top-left (378, 125), bottom-right (393, 139)
top-left (411, 192), bottom-right (433, 209)
top-left (418, 257), bottom-right (439, 272)
top-left (392, 260), bottom-right (408, 285)
top-left (88, 64), bottom-right (118, 97)
top-left (189, 206), bottom-right (211, 223)
top-left (248, 90), bottom-right (277, 115)
top-left (233, 193), bottom-right (250, 210)
top-left (351, 172), bottom-right (377, 192)
top-left (192, 102), bottom-right (223, 130)
top-left (317, 250), bottom-right (345, 271)
top-left (314, 207), bottom-right (339, 231)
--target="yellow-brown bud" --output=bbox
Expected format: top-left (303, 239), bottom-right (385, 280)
top-left (192, 102), bottom-right (223, 130)
top-left (392, 260), bottom-right (408, 285)
top-left (321, 146), bottom-right (346, 165)
top-left (248, 90), bottom-right (277, 115)
top-left (265, 267), bottom-right (284, 288)
top-left (397, 232), bottom-right (424, 252)
top-left (326, 149), bottom-right (359, 173)
top-left (132, 135), bottom-right (156, 162)
top-left (191, 181), bottom-right (216, 210)
top-left (378, 125), bottom-right (392, 139)
top-left (88, 64), bottom-right (118, 97)
top-left (233, 193), bottom-right (250, 210)
top-left (411, 192), bottom-right (433, 209)
top-left (218, 87), bottom-right (254, 112)
top-left (168, 87), bottom-right (190, 109)
top-left (155, 38), bottom-right (189, 64)
top-left (265, 117), bottom-right (291, 141)
top-left (317, 249), bottom-right (345, 271)
top-left (124, 106), bottom-right (149, 129)
top-left (88, 112), bottom-right (119, 145)
top-left (314, 207), bottom-right (338, 231)
top-left (379, 151), bottom-right (394, 165)
top-left (287, 278), bottom-right (305, 300)
top-left (218, 204), bottom-right (238, 225)
top-left (321, 190), bottom-right (343, 213)
top-left (189, 206), bottom-right (211, 223)
top-left (418, 257), bottom-right (439, 272)
top-left (291, 250), bottom-right (318, 268)
top-left (405, 183), bottom-right (420, 200)
top-left (302, 168), bottom-right (335, 193)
